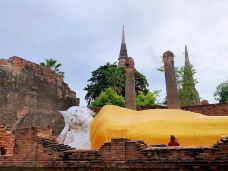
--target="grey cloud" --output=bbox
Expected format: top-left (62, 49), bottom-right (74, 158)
top-left (0, 0), bottom-right (227, 105)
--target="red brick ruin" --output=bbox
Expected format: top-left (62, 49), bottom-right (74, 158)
top-left (0, 56), bottom-right (79, 135)
top-left (163, 51), bottom-right (180, 109)
top-left (1, 42), bottom-right (228, 170)
top-left (0, 127), bottom-right (228, 170)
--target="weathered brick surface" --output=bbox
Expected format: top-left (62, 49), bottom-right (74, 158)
top-left (124, 57), bottom-right (136, 110)
top-left (1, 127), bottom-right (228, 170)
top-left (0, 127), bottom-right (14, 156)
top-left (0, 56), bottom-right (79, 135)
top-left (91, 103), bottom-right (228, 116)
top-left (141, 103), bottom-right (228, 116)
top-left (163, 51), bottom-right (180, 109)
top-left (182, 103), bottom-right (228, 116)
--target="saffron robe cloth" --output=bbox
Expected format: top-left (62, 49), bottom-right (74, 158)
top-left (90, 105), bottom-right (228, 149)
top-left (168, 140), bottom-right (180, 146)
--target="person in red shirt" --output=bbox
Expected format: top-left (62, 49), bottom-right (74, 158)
top-left (168, 135), bottom-right (180, 146)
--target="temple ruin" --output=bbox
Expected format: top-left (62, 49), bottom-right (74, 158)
top-left (183, 45), bottom-right (201, 106)
top-left (0, 56), bottom-right (79, 135)
top-left (163, 51), bottom-right (180, 109)
top-left (0, 33), bottom-right (228, 170)
top-left (118, 26), bottom-right (136, 110)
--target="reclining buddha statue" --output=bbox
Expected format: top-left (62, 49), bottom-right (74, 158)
top-left (58, 105), bottom-right (228, 150)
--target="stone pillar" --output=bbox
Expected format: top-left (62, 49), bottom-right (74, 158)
top-left (125, 57), bottom-right (136, 110)
top-left (118, 58), bottom-right (127, 68)
top-left (163, 51), bottom-right (180, 109)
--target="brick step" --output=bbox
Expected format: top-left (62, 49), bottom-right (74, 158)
top-left (37, 137), bottom-right (75, 152)
top-left (45, 144), bottom-right (71, 148)
top-left (39, 139), bottom-right (57, 144)
top-left (48, 146), bottom-right (72, 151)
top-left (45, 145), bottom-right (72, 150)
top-left (43, 143), bottom-right (72, 149)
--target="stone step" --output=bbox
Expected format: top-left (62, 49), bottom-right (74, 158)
top-left (37, 137), bottom-right (75, 152)
top-left (45, 144), bottom-right (72, 149)
top-left (48, 146), bottom-right (72, 151)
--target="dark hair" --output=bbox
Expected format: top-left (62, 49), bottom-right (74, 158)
top-left (170, 135), bottom-right (175, 141)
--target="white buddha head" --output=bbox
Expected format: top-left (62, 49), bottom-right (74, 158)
top-left (59, 106), bottom-right (94, 130)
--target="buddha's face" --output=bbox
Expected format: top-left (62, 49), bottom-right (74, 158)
top-left (60, 106), bottom-right (94, 130)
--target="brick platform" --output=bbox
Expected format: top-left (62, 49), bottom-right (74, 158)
top-left (0, 127), bottom-right (228, 170)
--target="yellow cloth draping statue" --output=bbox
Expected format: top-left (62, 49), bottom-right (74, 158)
top-left (90, 105), bottom-right (228, 149)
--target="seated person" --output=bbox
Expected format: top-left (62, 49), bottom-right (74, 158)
top-left (168, 135), bottom-right (180, 146)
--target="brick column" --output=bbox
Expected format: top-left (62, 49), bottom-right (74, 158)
top-left (163, 51), bottom-right (180, 109)
top-left (110, 139), bottom-right (127, 161)
top-left (125, 57), bottom-right (136, 110)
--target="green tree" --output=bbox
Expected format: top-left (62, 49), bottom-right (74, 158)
top-left (136, 91), bottom-right (160, 107)
top-left (40, 58), bottom-right (64, 77)
top-left (214, 80), bottom-right (228, 103)
top-left (161, 96), bottom-right (168, 105)
top-left (91, 87), bottom-right (125, 107)
top-left (135, 70), bottom-right (149, 95)
top-left (105, 65), bottom-right (125, 94)
top-left (84, 63), bottom-right (149, 105)
top-left (178, 65), bottom-right (198, 106)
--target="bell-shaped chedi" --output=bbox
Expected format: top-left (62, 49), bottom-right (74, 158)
top-left (0, 56), bottom-right (79, 135)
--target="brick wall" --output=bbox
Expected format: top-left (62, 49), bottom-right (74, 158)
top-left (1, 127), bottom-right (228, 170)
top-left (182, 103), bottom-right (228, 116)
top-left (12, 127), bottom-right (61, 161)
top-left (137, 103), bottom-right (228, 116)
top-left (91, 103), bottom-right (228, 116)
top-left (0, 56), bottom-right (80, 135)
top-left (0, 127), bottom-right (14, 156)
top-left (90, 105), bottom-right (167, 114)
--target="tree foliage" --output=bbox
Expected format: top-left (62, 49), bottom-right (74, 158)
top-left (214, 80), bottom-right (228, 103)
top-left (136, 91), bottom-right (159, 107)
top-left (91, 87), bottom-right (125, 107)
top-left (135, 70), bottom-right (149, 95)
top-left (84, 63), bottom-right (149, 105)
top-left (40, 58), bottom-right (64, 77)
top-left (177, 65), bottom-right (198, 106)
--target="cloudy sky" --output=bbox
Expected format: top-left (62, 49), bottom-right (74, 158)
top-left (0, 0), bottom-right (227, 105)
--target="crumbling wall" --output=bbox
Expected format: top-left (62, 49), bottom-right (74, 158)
top-left (0, 127), bottom-right (14, 156)
top-left (0, 56), bottom-right (79, 135)
top-left (12, 127), bottom-right (61, 161)
top-left (137, 103), bottom-right (228, 116)
top-left (182, 103), bottom-right (228, 116)
top-left (91, 104), bottom-right (228, 117)
top-left (1, 128), bottom-right (228, 170)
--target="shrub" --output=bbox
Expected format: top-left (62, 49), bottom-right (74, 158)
top-left (91, 87), bottom-right (125, 107)
top-left (214, 80), bottom-right (228, 103)
top-left (136, 91), bottom-right (159, 107)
